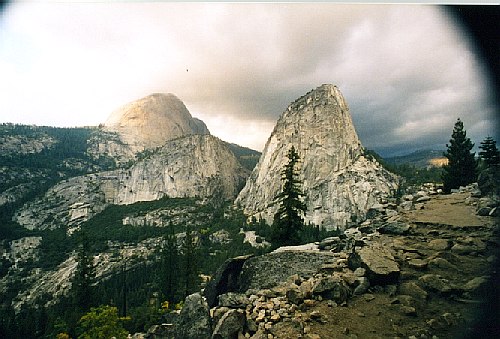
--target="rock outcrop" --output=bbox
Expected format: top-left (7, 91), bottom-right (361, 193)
top-left (235, 84), bottom-right (398, 230)
top-left (15, 135), bottom-right (248, 231)
top-left (104, 93), bottom-right (210, 153)
top-left (171, 184), bottom-right (497, 339)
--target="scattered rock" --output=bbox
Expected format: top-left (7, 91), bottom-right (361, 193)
top-left (311, 276), bottom-right (350, 303)
top-left (451, 244), bottom-right (478, 255)
top-left (285, 284), bottom-right (304, 305)
top-left (477, 207), bottom-right (492, 216)
top-left (418, 274), bottom-right (455, 295)
top-left (399, 281), bottom-right (428, 300)
top-left (379, 221), bottom-right (410, 235)
top-left (353, 277), bottom-right (370, 295)
top-left (463, 276), bottom-right (489, 294)
top-left (408, 259), bottom-right (428, 270)
top-left (212, 309), bottom-right (246, 339)
top-left (416, 195), bottom-right (431, 203)
top-left (428, 239), bottom-right (451, 251)
top-left (218, 292), bottom-right (250, 308)
top-left (427, 257), bottom-right (457, 270)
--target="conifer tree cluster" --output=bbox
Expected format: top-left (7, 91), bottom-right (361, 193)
top-left (479, 136), bottom-right (500, 168)
top-left (271, 146), bottom-right (307, 247)
top-left (442, 118), bottom-right (477, 193)
top-left (72, 232), bottom-right (96, 313)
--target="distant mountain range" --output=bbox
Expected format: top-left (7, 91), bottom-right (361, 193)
top-left (384, 149), bottom-right (447, 168)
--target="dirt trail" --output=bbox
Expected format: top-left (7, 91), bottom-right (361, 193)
top-left (307, 192), bottom-right (499, 339)
top-left (405, 193), bottom-right (489, 228)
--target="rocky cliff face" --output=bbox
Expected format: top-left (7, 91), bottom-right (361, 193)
top-left (236, 84), bottom-right (398, 230)
top-left (104, 93), bottom-right (210, 153)
top-left (15, 135), bottom-right (248, 231)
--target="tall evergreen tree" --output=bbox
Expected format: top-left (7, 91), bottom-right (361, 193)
top-left (442, 118), bottom-right (477, 192)
top-left (271, 146), bottom-right (307, 247)
top-left (479, 136), bottom-right (500, 167)
top-left (72, 231), bottom-right (96, 313)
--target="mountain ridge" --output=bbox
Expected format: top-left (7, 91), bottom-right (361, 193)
top-left (236, 84), bottom-right (399, 230)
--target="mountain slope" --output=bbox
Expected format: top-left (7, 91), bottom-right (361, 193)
top-left (236, 84), bottom-right (399, 230)
top-left (104, 93), bottom-right (210, 152)
top-left (14, 134), bottom-right (249, 233)
top-left (385, 149), bottom-right (447, 168)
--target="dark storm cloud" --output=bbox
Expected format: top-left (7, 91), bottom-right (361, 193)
top-left (0, 3), bottom-right (495, 154)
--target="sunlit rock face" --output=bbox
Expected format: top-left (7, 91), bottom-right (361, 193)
top-left (235, 84), bottom-right (398, 230)
top-left (104, 93), bottom-right (210, 152)
top-left (15, 135), bottom-right (248, 232)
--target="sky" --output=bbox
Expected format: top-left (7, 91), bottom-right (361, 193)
top-left (0, 2), bottom-right (497, 157)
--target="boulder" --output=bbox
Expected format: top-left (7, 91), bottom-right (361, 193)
top-left (398, 281), bottom-right (428, 300)
top-left (378, 221), bottom-right (410, 235)
top-left (176, 293), bottom-right (212, 339)
top-left (204, 255), bottom-right (252, 308)
top-left (311, 276), bottom-right (350, 303)
top-left (353, 277), bottom-right (370, 295)
top-left (451, 244), bottom-right (479, 255)
top-left (428, 257), bottom-right (457, 270)
top-left (399, 200), bottom-right (414, 211)
top-left (408, 259), bottom-right (428, 270)
top-left (478, 167), bottom-right (500, 196)
top-left (348, 243), bottom-right (400, 285)
top-left (318, 237), bottom-right (343, 251)
top-left (145, 323), bottom-right (176, 339)
top-left (285, 283), bottom-right (304, 305)
top-left (218, 292), bottom-right (250, 308)
top-left (489, 207), bottom-right (499, 217)
top-left (428, 239), bottom-right (451, 251)
top-left (238, 251), bottom-right (337, 292)
top-left (477, 207), bottom-right (492, 216)
top-left (416, 195), bottom-right (431, 203)
top-left (402, 194), bottom-right (414, 201)
top-left (463, 276), bottom-right (489, 294)
top-left (212, 309), bottom-right (246, 339)
top-left (418, 274), bottom-right (455, 295)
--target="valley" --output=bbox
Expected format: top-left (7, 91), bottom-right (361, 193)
top-left (0, 85), bottom-right (497, 338)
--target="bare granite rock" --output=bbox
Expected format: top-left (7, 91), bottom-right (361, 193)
top-left (104, 93), bottom-right (210, 153)
top-left (15, 135), bottom-right (248, 231)
top-left (235, 84), bottom-right (398, 230)
top-left (348, 243), bottom-right (400, 285)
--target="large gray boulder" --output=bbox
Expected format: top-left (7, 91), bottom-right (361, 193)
top-left (348, 243), bottom-right (400, 285)
top-left (238, 251), bottom-right (337, 291)
top-left (175, 293), bottom-right (212, 339)
top-left (211, 309), bottom-right (246, 339)
top-left (204, 255), bottom-right (252, 308)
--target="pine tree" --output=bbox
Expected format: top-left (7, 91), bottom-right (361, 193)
top-left (479, 136), bottom-right (500, 167)
top-left (72, 231), bottom-right (96, 313)
top-left (271, 146), bottom-right (307, 247)
top-left (442, 118), bottom-right (477, 192)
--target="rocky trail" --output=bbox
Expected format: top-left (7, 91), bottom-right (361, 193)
top-left (145, 186), bottom-right (499, 339)
top-left (306, 191), bottom-right (499, 339)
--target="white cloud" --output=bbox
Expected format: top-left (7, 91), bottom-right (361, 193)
top-left (0, 3), bottom-right (495, 154)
